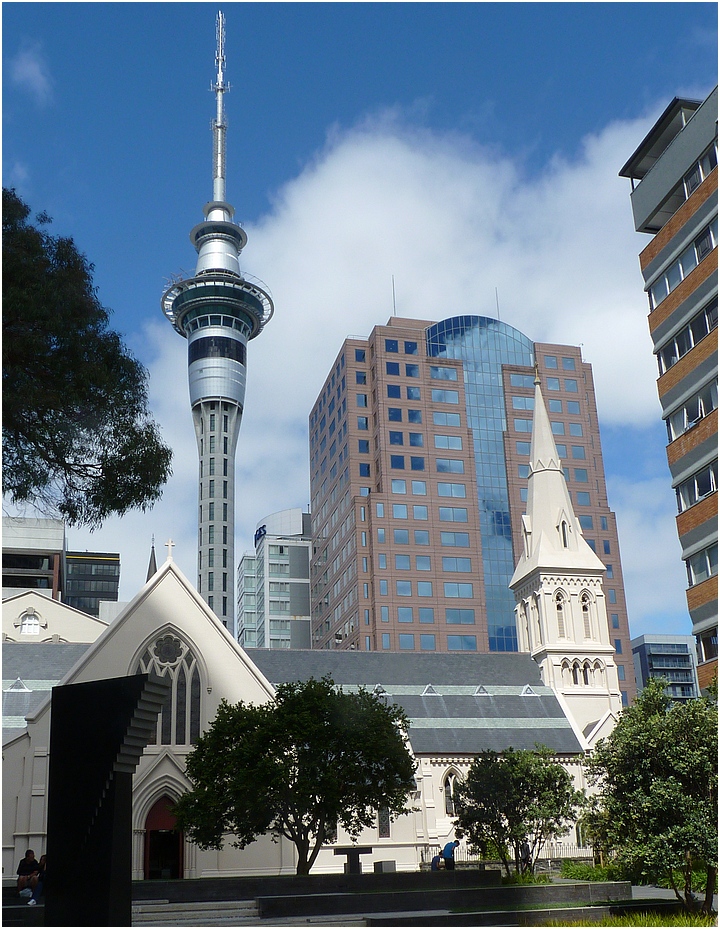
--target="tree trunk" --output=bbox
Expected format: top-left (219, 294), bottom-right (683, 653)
top-left (702, 864), bottom-right (717, 915)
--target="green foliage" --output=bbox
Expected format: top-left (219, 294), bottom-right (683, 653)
top-left (173, 677), bottom-right (417, 875)
top-left (559, 860), bottom-right (624, 882)
top-left (547, 914), bottom-right (717, 927)
top-left (2, 188), bottom-right (172, 526)
top-left (453, 746), bottom-right (584, 878)
top-left (500, 870), bottom-right (551, 885)
top-left (585, 679), bottom-right (718, 914)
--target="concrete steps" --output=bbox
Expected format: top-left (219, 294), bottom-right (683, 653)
top-left (132, 899), bottom-right (260, 925)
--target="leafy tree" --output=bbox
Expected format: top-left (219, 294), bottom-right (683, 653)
top-left (453, 746), bottom-right (584, 877)
top-left (173, 677), bottom-right (417, 875)
top-left (585, 678), bottom-right (718, 914)
top-left (3, 188), bottom-right (172, 527)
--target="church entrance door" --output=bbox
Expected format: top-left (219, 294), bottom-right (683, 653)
top-left (144, 796), bottom-right (183, 879)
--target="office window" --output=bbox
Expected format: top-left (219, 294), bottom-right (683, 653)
top-left (518, 465), bottom-right (530, 478)
top-left (406, 386), bottom-right (421, 400)
top-left (433, 411), bottom-right (462, 426)
top-left (409, 433), bottom-right (424, 447)
top-left (393, 504), bottom-right (408, 518)
top-left (603, 540), bottom-right (611, 555)
top-left (567, 400), bottom-right (581, 414)
top-left (377, 528), bottom-right (386, 543)
top-left (441, 531), bottom-right (470, 547)
top-left (442, 557), bottom-right (472, 572)
top-left (551, 422), bottom-right (565, 435)
top-left (395, 554), bottom-right (411, 570)
top-left (414, 530), bottom-right (430, 545)
top-left (388, 407), bottom-right (402, 422)
top-left (579, 515), bottom-right (593, 530)
top-left (514, 418), bottom-right (532, 432)
top-left (574, 468), bottom-right (588, 482)
top-left (556, 444), bottom-right (567, 457)
top-left (611, 613), bottom-right (619, 629)
top-left (617, 665), bottom-right (626, 681)
top-left (389, 431), bottom-right (404, 445)
top-left (408, 409), bottom-right (422, 423)
top-left (416, 555), bottom-right (431, 570)
top-left (357, 416), bottom-right (368, 430)
top-left (412, 480), bottom-right (427, 495)
top-left (392, 479), bottom-right (407, 493)
top-left (376, 503), bottom-right (384, 518)
top-left (676, 460), bottom-right (718, 512)
top-left (413, 505), bottom-right (428, 519)
top-left (438, 482), bottom-right (467, 498)
top-left (430, 365), bottom-right (458, 381)
top-left (562, 357), bottom-right (576, 371)
top-left (405, 364), bottom-right (420, 377)
top-left (359, 463), bottom-right (370, 477)
top-left (431, 388), bottom-right (459, 404)
top-left (396, 580), bottom-right (412, 596)
top-left (405, 341), bottom-right (418, 354)
top-left (420, 634), bottom-right (436, 650)
top-left (382, 633), bottom-right (391, 649)
top-left (548, 399), bottom-right (563, 413)
top-left (667, 380), bottom-right (718, 440)
top-left (390, 455), bottom-right (405, 469)
top-left (357, 394), bottom-right (367, 407)
top-left (608, 589), bottom-right (617, 604)
top-left (606, 564), bottom-right (614, 578)
top-left (387, 384), bottom-right (401, 399)
top-left (577, 492), bottom-right (591, 506)
top-left (358, 439), bottom-right (370, 453)
top-left (569, 423), bottom-right (583, 436)
top-left (436, 458), bottom-right (464, 473)
top-left (544, 355), bottom-right (558, 369)
top-left (512, 395), bottom-right (535, 411)
top-left (564, 378), bottom-right (578, 392)
top-left (378, 554), bottom-right (387, 569)
top-left (381, 606), bottom-right (389, 622)
top-left (393, 529), bottom-right (409, 544)
top-left (419, 608), bottom-right (435, 624)
top-left (379, 580), bottom-right (388, 595)
top-left (385, 339), bottom-right (399, 353)
top-left (614, 639), bottom-right (622, 655)
top-left (398, 607), bottom-right (413, 623)
top-left (447, 635), bottom-right (477, 651)
top-left (571, 446), bottom-right (586, 459)
top-left (446, 608), bottom-right (475, 624)
top-left (355, 371), bottom-right (366, 384)
top-left (444, 582), bottom-right (473, 597)
top-left (439, 507), bottom-right (468, 522)
top-left (399, 634), bottom-right (415, 650)
top-left (386, 361), bottom-right (400, 376)
top-left (417, 582), bottom-right (433, 597)
top-left (510, 374), bottom-right (535, 388)
top-left (686, 543), bottom-right (718, 585)
top-left (658, 297), bottom-right (718, 374)
top-left (516, 441), bottom-right (531, 455)
top-left (355, 349), bottom-right (366, 362)
top-left (434, 434), bottom-right (463, 449)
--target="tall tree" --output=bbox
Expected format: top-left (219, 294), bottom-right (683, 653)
top-left (2, 188), bottom-right (172, 527)
top-left (585, 678), bottom-right (717, 914)
top-left (453, 746), bottom-right (583, 876)
top-left (173, 677), bottom-right (417, 875)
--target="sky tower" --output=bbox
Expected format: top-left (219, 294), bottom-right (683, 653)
top-left (162, 11), bottom-right (273, 632)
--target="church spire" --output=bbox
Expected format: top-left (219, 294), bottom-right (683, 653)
top-left (510, 375), bottom-right (604, 586)
top-left (146, 536), bottom-right (158, 582)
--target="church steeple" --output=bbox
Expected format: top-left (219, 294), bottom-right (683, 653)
top-left (509, 370), bottom-right (622, 748)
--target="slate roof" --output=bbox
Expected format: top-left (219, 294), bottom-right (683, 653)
top-left (250, 649), bottom-right (584, 756)
top-left (3, 643), bottom-right (91, 741)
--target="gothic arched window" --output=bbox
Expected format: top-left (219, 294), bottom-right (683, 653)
top-left (581, 592), bottom-right (593, 639)
top-left (555, 592), bottom-right (566, 638)
top-left (572, 662), bottom-right (580, 686)
top-left (135, 634), bottom-right (202, 746)
top-left (444, 772), bottom-right (457, 816)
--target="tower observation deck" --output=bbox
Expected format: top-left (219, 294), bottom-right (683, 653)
top-left (162, 11), bottom-right (273, 632)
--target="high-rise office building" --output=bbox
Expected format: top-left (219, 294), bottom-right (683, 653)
top-left (162, 13), bottom-right (273, 633)
top-left (620, 88), bottom-right (717, 690)
top-left (631, 633), bottom-right (700, 702)
top-left (2, 518), bottom-right (66, 601)
top-left (64, 551), bottom-right (120, 618)
top-left (237, 508), bottom-right (312, 649)
top-left (309, 316), bottom-right (633, 695)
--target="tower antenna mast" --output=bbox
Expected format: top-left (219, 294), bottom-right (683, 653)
top-left (213, 10), bottom-right (228, 202)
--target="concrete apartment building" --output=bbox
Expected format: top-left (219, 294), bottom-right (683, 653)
top-left (620, 87), bottom-right (718, 690)
top-left (237, 508), bottom-right (312, 649)
top-left (308, 316), bottom-right (634, 703)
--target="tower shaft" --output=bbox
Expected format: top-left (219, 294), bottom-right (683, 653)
top-left (162, 11), bottom-right (273, 633)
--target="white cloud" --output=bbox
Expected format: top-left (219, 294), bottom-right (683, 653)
top-left (58, 107), bottom-right (693, 640)
top-left (9, 44), bottom-right (53, 107)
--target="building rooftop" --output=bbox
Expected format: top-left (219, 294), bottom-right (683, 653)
top-left (619, 97), bottom-right (703, 182)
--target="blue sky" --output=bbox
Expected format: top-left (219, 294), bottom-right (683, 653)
top-left (3, 2), bottom-right (717, 639)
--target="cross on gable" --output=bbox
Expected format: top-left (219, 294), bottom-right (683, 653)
top-left (165, 539), bottom-right (175, 561)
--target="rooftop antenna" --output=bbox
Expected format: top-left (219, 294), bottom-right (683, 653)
top-left (391, 275), bottom-right (397, 316)
top-left (212, 10), bottom-right (229, 203)
top-left (495, 287), bottom-right (501, 320)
